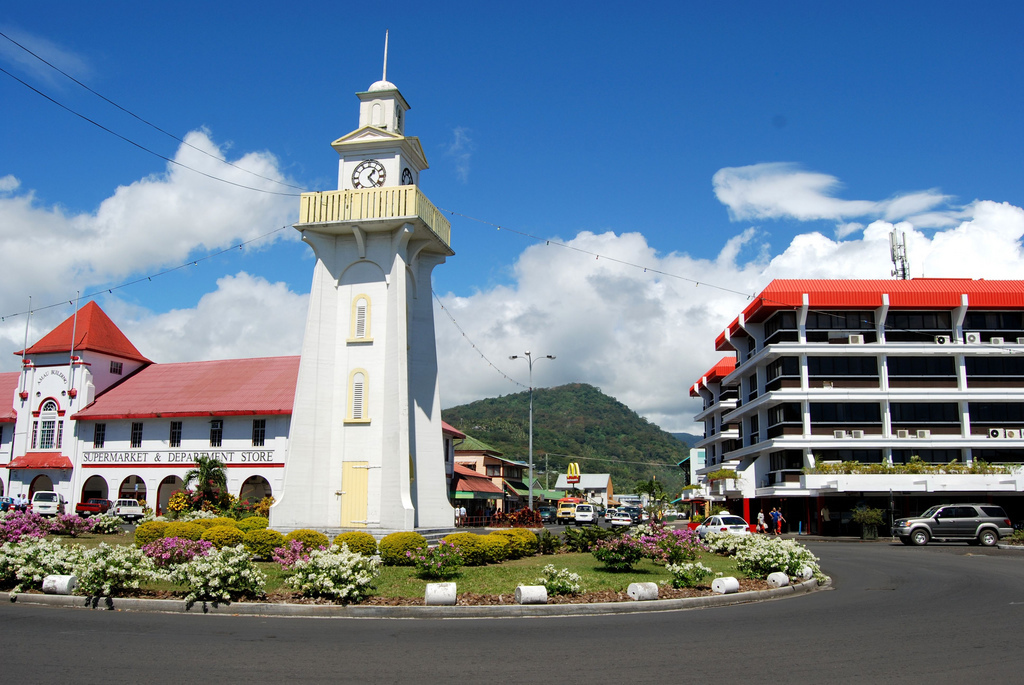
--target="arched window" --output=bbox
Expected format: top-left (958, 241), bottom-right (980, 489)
top-left (347, 369), bottom-right (369, 423)
top-left (33, 400), bottom-right (61, 450)
top-left (349, 295), bottom-right (372, 341)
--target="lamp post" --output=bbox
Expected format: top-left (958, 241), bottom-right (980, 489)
top-left (509, 351), bottom-right (555, 511)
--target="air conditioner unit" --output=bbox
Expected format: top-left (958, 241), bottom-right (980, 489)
top-left (989, 428), bottom-right (1005, 439)
top-left (965, 332), bottom-right (982, 344)
top-left (916, 429), bottom-right (931, 439)
top-left (897, 429), bottom-right (911, 439)
top-left (1017, 337), bottom-right (1024, 345)
top-left (1005, 429), bottom-right (1021, 439)
top-left (990, 337), bottom-right (1005, 345)
top-left (848, 334), bottom-right (865, 344)
top-left (934, 335), bottom-right (952, 344)
top-left (850, 429), bottom-right (865, 439)
top-left (833, 430), bottom-right (846, 439)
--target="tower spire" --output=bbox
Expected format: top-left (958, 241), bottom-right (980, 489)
top-left (383, 30), bottom-right (389, 82)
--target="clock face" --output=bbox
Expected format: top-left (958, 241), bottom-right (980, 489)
top-left (352, 159), bottom-right (386, 188)
top-left (401, 168), bottom-right (413, 186)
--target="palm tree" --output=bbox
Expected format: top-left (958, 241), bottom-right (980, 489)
top-left (183, 455), bottom-right (228, 507)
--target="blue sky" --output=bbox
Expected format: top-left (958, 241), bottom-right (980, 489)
top-left (2, 1), bottom-right (1023, 430)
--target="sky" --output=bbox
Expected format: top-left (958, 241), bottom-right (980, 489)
top-left (2, 1), bottom-right (1023, 432)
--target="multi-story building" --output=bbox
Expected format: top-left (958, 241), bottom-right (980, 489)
top-left (690, 279), bottom-right (1024, 534)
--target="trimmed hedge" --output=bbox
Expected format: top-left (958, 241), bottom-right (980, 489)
top-left (163, 521), bottom-right (205, 541)
top-left (244, 529), bottom-right (285, 559)
top-left (333, 531), bottom-right (378, 556)
top-left (442, 532), bottom-right (488, 566)
top-left (134, 521), bottom-right (169, 547)
top-left (378, 532), bottom-right (427, 566)
top-left (490, 528), bottom-right (538, 559)
top-left (196, 516), bottom-right (239, 530)
top-left (237, 516), bottom-right (270, 533)
top-left (284, 529), bottom-right (330, 552)
top-left (201, 525), bottom-right (245, 549)
top-left (480, 534), bottom-right (510, 563)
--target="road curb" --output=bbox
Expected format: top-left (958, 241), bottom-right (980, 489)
top-left (1, 577), bottom-right (830, 619)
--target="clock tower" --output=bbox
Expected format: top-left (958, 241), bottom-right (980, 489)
top-left (271, 65), bottom-right (455, 532)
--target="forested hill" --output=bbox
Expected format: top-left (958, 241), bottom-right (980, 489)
top-left (442, 383), bottom-right (690, 494)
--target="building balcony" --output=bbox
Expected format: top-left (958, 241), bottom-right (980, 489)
top-left (297, 187), bottom-right (451, 251)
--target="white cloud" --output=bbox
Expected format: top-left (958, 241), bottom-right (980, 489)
top-left (434, 199), bottom-right (1024, 432)
top-left (0, 26), bottom-right (93, 87)
top-left (712, 162), bottom-right (958, 231)
top-left (444, 127), bottom-right (474, 183)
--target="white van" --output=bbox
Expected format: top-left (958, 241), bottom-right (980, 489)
top-left (31, 491), bottom-right (65, 516)
top-left (574, 503), bottom-right (597, 526)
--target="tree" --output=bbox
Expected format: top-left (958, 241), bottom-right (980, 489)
top-left (635, 477), bottom-right (668, 519)
top-left (183, 455), bottom-right (229, 510)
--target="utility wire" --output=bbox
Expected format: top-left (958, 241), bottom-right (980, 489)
top-left (0, 31), bottom-right (307, 193)
top-left (432, 289), bottom-right (527, 389)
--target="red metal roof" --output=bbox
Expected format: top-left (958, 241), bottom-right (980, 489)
top-left (72, 356), bottom-right (299, 420)
top-left (442, 421), bottom-right (466, 439)
top-left (690, 357), bottom-right (737, 396)
top-left (20, 301), bottom-right (151, 364)
top-left (716, 278), bottom-right (1024, 351)
top-left (452, 464), bottom-right (504, 494)
top-left (0, 372), bottom-right (18, 421)
top-left (8, 452), bottom-right (73, 469)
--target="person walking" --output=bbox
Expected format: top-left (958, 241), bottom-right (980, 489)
top-left (756, 509), bottom-right (766, 533)
top-left (770, 507), bottom-right (781, 535)
top-left (775, 509), bottom-right (786, 535)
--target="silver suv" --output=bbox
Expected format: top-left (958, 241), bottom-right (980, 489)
top-left (893, 504), bottom-right (1012, 546)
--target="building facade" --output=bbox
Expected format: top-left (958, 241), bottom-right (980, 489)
top-left (690, 279), bottom-right (1024, 533)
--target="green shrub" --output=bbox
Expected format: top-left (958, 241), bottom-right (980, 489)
top-left (236, 516), bottom-right (269, 533)
top-left (378, 532), bottom-right (427, 566)
top-left (333, 531), bottom-right (378, 556)
top-left (442, 532), bottom-right (487, 566)
top-left (283, 529), bottom-right (330, 552)
top-left (490, 528), bottom-right (537, 559)
top-left (243, 529), bottom-right (285, 559)
top-left (537, 529), bottom-right (562, 555)
top-left (480, 534), bottom-right (510, 563)
top-left (163, 521), bottom-right (205, 541)
top-left (196, 516), bottom-right (239, 530)
top-left (133, 521), bottom-right (169, 547)
top-left (562, 525), bottom-right (613, 552)
top-left (201, 525), bottom-right (246, 549)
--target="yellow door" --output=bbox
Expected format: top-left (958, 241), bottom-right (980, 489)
top-left (341, 462), bottom-right (369, 528)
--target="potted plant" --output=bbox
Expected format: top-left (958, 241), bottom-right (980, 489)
top-left (851, 507), bottom-right (885, 540)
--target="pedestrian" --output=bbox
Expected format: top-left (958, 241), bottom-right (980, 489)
top-left (770, 507), bottom-right (781, 535)
top-left (459, 504), bottom-right (467, 527)
top-left (757, 509), bottom-right (766, 533)
top-left (776, 509), bottom-right (786, 535)
top-left (820, 504), bottom-right (831, 536)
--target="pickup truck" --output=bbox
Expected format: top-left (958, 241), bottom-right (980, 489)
top-left (75, 498), bottom-right (112, 516)
top-left (110, 498), bottom-right (145, 522)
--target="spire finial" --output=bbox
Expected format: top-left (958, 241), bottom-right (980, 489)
top-left (383, 30), bottom-right (389, 82)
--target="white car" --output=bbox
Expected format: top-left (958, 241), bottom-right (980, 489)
top-left (110, 498), bottom-right (145, 522)
top-left (608, 511), bottom-right (633, 527)
top-left (30, 491), bottom-right (65, 516)
top-left (695, 514), bottom-right (751, 538)
top-left (573, 504), bottom-right (598, 525)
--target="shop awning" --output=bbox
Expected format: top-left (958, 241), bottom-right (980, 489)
top-left (8, 452), bottom-right (73, 469)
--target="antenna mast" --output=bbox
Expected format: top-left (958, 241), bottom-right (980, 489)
top-left (890, 227), bottom-right (909, 280)
top-left (382, 30), bottom-right (389, 81)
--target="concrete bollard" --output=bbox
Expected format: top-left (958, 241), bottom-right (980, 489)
top-left (627, 582), bottom-right (659, 601)
top-left (424, 582), bottom-right (457, 606)
top-left (42, 575), bottom-right (78, 595)
top-left (798, 566), bottom-right (814, 580)
top-left (711, 576), bottom-right (740, 594)
top-left (767, 572), bottom-right (790, 588)
top-left (515, 585), bottom-right (548, 604)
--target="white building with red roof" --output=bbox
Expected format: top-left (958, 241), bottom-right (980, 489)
top-left (691, 278), bottom-right (1024, 537)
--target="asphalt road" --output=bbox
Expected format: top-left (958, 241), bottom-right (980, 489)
top-left (1, 542), bottom-right (1022, 684)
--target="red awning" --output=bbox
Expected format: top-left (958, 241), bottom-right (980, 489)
top-left (8, 452), bottom-right (73, 469)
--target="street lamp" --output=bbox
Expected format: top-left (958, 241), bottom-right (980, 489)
top-left (509, 351), bottom-right (555, 510)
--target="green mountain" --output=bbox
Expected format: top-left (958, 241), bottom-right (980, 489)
top-left (442, 383), bottom-right (689, 496)
top-left (672, 432), bottom-right (703, 447)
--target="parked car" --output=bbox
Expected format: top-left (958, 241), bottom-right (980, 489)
top-left (0, 496), bottom-right (13, 512)
top-left (893, 504), bottom-right (1013, 546)
top-left (110, 498), bottom-right (145, 522)
top-left (608, 510), bottom-right (633, 527)
top-left (538, 506), bottom-right (557, 524)
top-left (695, 514), bottom-right (751, 538)
top-left (574, 504), bottom-right (598, 526)
top-left (75, 498), bottom-right (112, 517)
top-left (30, 491), bottom-right (65, 516)
top-left (622, 506), bottom-right (644, 523)
top-left (603, 507), bottom-right (619, 522)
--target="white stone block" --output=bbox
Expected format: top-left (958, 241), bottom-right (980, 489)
top-left (42, 575), bottom-right (77, 595)
top-left (711, 576), bottom-right (740, 594)
top-left (424, 582), bottom-right (457, 605)
top-left (767, 572), bottom-right (790, 588)
top-left (798, 566), bottom-right (814, 580)
top-left (627, 582), bottom-right (659, 601)
top-left (515, 585), bottom-right (548, 604)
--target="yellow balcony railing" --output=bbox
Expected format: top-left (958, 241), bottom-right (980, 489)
top-left (298, 187), bottom-right (451, 249)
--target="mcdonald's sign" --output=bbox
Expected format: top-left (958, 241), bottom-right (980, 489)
top-left (566, 462), bottom-right (581, 484)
